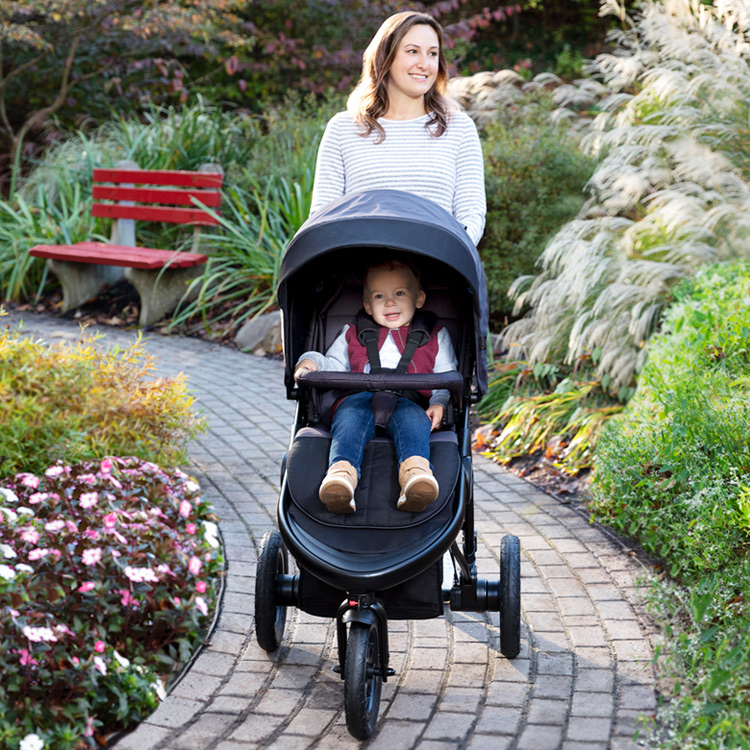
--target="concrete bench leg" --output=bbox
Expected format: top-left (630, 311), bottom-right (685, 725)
top-left (47, 259), bottom-right (126, 312)
top-left (125, 266), bottom-right (204, 326)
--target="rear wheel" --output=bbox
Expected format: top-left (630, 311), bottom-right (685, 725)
top-left (344, 621), bottom-right (383, 740)
top-left (255, 530), bottom-right (288, 652)
top-left (500, 534), bottom-right (521, 658)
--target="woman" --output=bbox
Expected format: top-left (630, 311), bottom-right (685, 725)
top-left (310, 11), bottom-right (486, 246)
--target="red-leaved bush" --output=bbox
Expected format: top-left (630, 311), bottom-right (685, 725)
top-left (0, 456), bottom-right (223, 749)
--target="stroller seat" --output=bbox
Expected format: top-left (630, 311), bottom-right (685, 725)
top-left (281, 427), bottom-right (463, 595)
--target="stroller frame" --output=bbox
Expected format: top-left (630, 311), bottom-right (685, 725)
top-left (255, 190), bottom-right (521, 740)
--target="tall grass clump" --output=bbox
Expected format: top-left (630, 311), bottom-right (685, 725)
top-left (591, 260), bottom-right (750, 746)
top-left (505, 0), bottom-right (750, 388)
top-left (479, 87), bottom-right (596, 328)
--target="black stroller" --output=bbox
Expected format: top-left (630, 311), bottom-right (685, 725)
top-left (255, 189), bottom-right (521, 740)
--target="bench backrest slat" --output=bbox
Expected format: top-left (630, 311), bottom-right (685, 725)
top-left (92, 204), bottom-right (220, 226)
top-left (92, 168), bottom-right (223, 189)
top-left (91, 165), bottom-right (223, 227)
top-left (92, 185), bottom-right (223, 207)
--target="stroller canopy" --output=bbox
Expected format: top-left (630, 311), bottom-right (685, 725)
top-left (277, 189), bottom-right (489, 395)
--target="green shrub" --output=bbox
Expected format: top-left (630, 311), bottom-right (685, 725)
top-left (0, 325), bottom-right (203, 478)
top-left (478, 90), bottom-right (595, 329)
top-left (591, 261), bottom-right (750, 577)
top-left (591, 260), bottom-right (750, 747)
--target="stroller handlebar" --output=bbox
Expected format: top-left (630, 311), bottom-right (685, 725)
top-left (296, 370), bottom-right (465, 394)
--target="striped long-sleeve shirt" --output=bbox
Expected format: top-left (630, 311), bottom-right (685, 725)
top-left (310, 110), bottom-right (486, 245)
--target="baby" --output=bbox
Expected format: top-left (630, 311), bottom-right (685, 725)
top-left (294, 260), bottom-right (457, 514)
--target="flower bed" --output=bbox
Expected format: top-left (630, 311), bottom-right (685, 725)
top-left (0, 456), bottom-right (223, 750)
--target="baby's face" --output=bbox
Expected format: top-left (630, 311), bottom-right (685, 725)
top-left (363, 268), bottom-right (425, 329)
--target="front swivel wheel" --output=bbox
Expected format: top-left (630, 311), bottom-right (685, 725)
top-left (344, 621), bottom-right (383, 740)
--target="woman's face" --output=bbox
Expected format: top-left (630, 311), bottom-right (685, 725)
top-left (385, 24), bottom-right (440, 109)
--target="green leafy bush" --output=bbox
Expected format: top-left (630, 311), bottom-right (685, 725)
top-left (591, 260), bottom-right (750, 747)
top-left (479, 90), bottom-right (594, 328)
top-left (0, 326), bottom-right (203, 478)
top-left (0, 456), bottom-right (222, 749)
top-left (591, 261), bottom-right (750, 576)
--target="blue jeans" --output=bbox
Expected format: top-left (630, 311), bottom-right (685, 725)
top-left (329, 391), bottom-right (431, 475)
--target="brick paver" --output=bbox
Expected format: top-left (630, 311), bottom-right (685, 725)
top-left (12, 314), bottom-right (658, 749)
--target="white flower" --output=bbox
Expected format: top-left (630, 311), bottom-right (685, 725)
top-left (124, 566), bottom-right (159, 583)
top-left (23, 626), bottom-right (57, 643)
top-left (152, 679), bottom-right (167, 701)
top-left (113, 650), bottom-right (131, 669)
top-left (0, 543), bottom-right (17, 559)
top-left (16, 507), bottom-right (35, 516)
top-left (0, 564), bottom-right (16, 580)
top-left (20, 734), bottom-right (45, 750)
top-left (0, 488), bottom-right (18, 504)
top-left (16, 564), bottom-right (34, 574)
top-left (185, 480), bottom-right (200, 494)
top-left (202, 521), bottom-right (220, 548)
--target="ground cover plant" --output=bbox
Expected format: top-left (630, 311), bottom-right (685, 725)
top-left (591, 261), bottom-right (750, 747)
top-left (0, 456), bottom-right (222, 749)
top-left (0, 323), bottom-right (202, 478)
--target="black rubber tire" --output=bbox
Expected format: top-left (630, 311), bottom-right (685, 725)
top-left (500, 533), bottom-right (521, 658)
top-left (254, 530), bottom-right (288, 652)
top-left (344, 621), bottom-right (383, 740)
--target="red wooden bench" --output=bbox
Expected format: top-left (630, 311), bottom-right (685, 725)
top-left (30, 161), bottom-right (223, 325)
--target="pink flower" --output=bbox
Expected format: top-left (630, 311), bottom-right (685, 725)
top-left (28, 492), bottom-right (49, 505)
top-left (17, 649), bottom-right (37, 666)
top-left (20, 528), bottom-right (40, 545)
top-left (28, 548), bottom-right (51, 561)
top-left (84, 717), bottom-right (95, 738)
top-left (78, 581), bottom-right (96, 593)
top-left (72, 656), bottom-right (80, 665)
top-left (94, 655), bottom-right (107, 676)
top-left (179, 500), bottom-right (192, 518)
top-left (55, 623), bottom-right (73, 636)
top-left (195, 596), bottom-right (208, 616)
top-left (66, 520), bottom-right (79, 533)
top-left (94, 640), bottom-right (105, 653)
top-left (99, 459), bottom-right (113, 475)
top-left (119, 589), bottom-right (136, 607)
top-left (44, 520), bottom-right (65, 532)
top-left (173, 596), bottom-right (181, 606)
top-left (185, 522), bottom-right (197, 535)
top-left (45, 465), bottom-right (65, 478)
top-left (82, 548), bottom-right (102, 566)
top-left (78, 492), bottom-right (98, 509)
top-left (79, 474), bottom-right (97, 485)
top-left (156, 564), bottom-right (173, 576)
top-left (103, 513), bottom-right (117, 529)
top-left (23, 625), bottom-right (57, 642)
top-left (17, 474), bottom-right (40, 489)
top-left (196, 580), bottom-right (207, 594)
top-left (188, 556), bottom-right (202, 575)
top-left (83, 529), bottom-right (100, 541)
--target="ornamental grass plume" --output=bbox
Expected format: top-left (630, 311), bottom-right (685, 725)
top-left (0, 456), bottom-right (223, 749)
top-left (504, 0), bottom-right (750, 387)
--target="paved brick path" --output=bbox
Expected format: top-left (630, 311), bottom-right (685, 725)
top-left (12, 314), bottom-right (658, 749)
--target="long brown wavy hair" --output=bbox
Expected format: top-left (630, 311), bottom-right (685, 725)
top-left (347, 11), bottom-right (451, 143)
